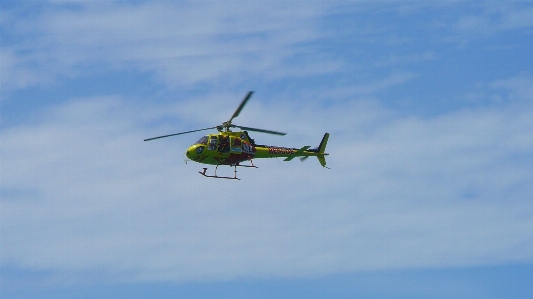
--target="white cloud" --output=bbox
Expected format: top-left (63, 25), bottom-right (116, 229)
top-left (375, 52), bottom-right (436, 67)
top-left (4, 1), bottom-right (530, 96)
top-left (2, 75), bottom-right (533, 283)
top-left (0, 1), bottom-right (336, 91)
top-left (2, 1), bottom-right (533, 286)
top-left (452, 2), bottom-right (533, 35)
top-left (0, 47), bottom-right (55, 92)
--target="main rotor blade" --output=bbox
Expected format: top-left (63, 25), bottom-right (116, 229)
top-left (232, 125), bottom-right (286, 136)
top-left (228, 91), bottom-right (254, 124)
top-left (144, 127), bottom-right (217, 141)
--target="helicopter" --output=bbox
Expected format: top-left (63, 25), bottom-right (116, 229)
top-left (144, 91), bottom-right (329, 180)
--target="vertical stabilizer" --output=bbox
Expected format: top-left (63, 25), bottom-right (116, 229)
top-left (317, 133), bottom-right (329, 168)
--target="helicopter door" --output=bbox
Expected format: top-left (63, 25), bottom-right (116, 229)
top-left (207, 136), bottom-right (218, 150)
top-left (230, 137), bottom-right (242, 153)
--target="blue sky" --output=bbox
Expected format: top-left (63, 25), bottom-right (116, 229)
top-left (1, 1), bottom-right (533, 298)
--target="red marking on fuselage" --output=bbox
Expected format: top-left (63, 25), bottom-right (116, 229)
top-left (268, 147), bottom-right (294, 155)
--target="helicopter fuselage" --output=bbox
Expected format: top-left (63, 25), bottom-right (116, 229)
top-left (185, 131), bottom-right (327, 166)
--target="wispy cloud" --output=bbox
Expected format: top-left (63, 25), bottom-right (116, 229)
top-left (1, 1), bottom-right (336, 92)
top-left (375, 52), bottom-right (436, 67)
top-left (2, 1), bottom-right (533, 291)
top-left (2, 74), bottom-right (532, 283)
top-left (453, 3), bottom-right (533, 33)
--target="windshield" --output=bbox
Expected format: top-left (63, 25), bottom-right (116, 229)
top-left (195, 136), bottom-right (208, 145)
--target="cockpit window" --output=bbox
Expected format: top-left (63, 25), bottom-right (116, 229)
top-left (195, 136), bottom-right (208, 145)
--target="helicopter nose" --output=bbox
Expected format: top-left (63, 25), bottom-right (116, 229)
top-left (186, 146), bottom-right (195, 159)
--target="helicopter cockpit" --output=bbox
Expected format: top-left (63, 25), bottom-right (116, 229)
top-left (195, 136), bottom-right (208, 145)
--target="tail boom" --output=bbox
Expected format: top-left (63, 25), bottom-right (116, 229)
top-left (253, 133), bottom-right (329, 167)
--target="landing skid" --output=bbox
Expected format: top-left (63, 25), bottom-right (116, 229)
top-left (198, 160), bottom-right (258, 180)
top-left (199, 165), bottom-right (240, 180)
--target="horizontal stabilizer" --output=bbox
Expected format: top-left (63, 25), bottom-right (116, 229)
top-left (284, 146), bottom-right (311, 161)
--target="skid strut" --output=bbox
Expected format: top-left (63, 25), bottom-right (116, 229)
top-left (237, 159), bottom-right (258, 168)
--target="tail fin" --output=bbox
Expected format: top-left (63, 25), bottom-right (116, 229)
top-left (316, 133), bottom-right (329, 168)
